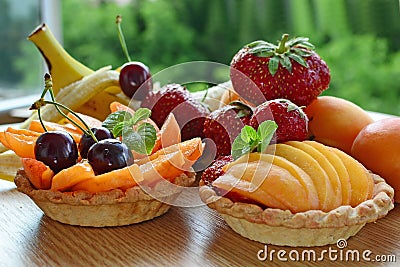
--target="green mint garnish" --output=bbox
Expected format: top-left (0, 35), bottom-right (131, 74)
top-left (102, 111), bottom-right (133, 136)
top-left (122, 122), bottom-right (156, 155)
top-left (231, 120), bottom-right (278, 160)
top-left (102, 108), bottom-right (156, 155)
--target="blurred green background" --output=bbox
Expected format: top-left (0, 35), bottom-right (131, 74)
top-left (3, 0), bottom-right (400, 115)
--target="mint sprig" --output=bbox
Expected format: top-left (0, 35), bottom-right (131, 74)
top-left (102, 108), bottom-right (156, 155)
top-left (231, 120), bottom-right (278, 160)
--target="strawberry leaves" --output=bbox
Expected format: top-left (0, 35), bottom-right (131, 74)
top-left (231, 120), bottom-right (278, 160)
top-left (246, 34), bottom-right (316, 76)
top-left (102, 108), bottom-right (157, 155)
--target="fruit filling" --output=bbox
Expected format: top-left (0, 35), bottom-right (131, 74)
top-left (0, 73), bottom-right (203, 194)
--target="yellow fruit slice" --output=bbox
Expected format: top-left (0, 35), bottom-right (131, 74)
top-left (227, 153), bottom-right (319, 210)
top-left (214, 161), bottom-right (312, 212)
top-left (305, 141), bottom-right (352, 205)
top-left (287, 141), bottom-right (342, 209)
top-left (274, 143), bottom-right (335, 211)
top-left (332, 148), bottom-right (374, 207)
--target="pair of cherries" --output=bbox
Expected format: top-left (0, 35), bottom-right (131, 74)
top-left (35, 127), bottom-right (133, 175)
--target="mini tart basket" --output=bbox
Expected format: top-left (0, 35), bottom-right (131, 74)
top-left (199, 173), bottom-right (394, 247)
top-left (15, 169), bottom-right (195, 227)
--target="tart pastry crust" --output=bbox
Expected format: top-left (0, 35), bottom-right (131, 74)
top-left (200, 173), bottom-right (394, 247)
top-left (15, 169), bottom-right (195, 227)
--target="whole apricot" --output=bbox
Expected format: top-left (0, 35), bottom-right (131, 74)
top-left (351, 117), bottom-right (400, 203)
top-left (304, 96), bottom-right (373, 154)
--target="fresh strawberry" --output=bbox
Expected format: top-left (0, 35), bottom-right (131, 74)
top-left (230, 34), bottom-right (330, 106)
top-left (249, 99), bottom-right (308, 143)
top-left (141, 83), bottom-right (209, 141)
top-left (203, 101), bottom-right (252, 158)
top-left (201, 155), bottom-right (233, 185)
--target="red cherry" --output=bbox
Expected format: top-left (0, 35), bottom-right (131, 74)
top-left (119, 61), bottom-right (152, 100)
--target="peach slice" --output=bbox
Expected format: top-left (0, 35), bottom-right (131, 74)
top-left (212, 169), bottom-right (288, 211)
top-left (305, 141), bottom-right (352, 206)
top-left (137, 137), bottom-right (203, 166)
top-left (140, 150), bottom-right (186, 185)
top-left (29, 120), bottom-right (82, 143)
top-left (214, 161), bottom-right (312, 212)
top-left (3, 131), bottom-right (37, 158)
top-left (226, 153), bottom-right (319, 209)
top-left (286, 141), bottom-right (342, 209)
top-left (51, 161), bottom-right (95, 192)
top-left (72, 164), bottom-right (142, 193)
top-left (152, 113), bottom-right (181, 153)
top-left (0, 131), bottom-right (10, 149)
top-left (274, 143), bottom-right (335, 211)
top-left (21, 158), bottom-right (54, 189)
top-left (332, 147), bottom-right (374, 207)
top-left (6, 128), bottom-right (41, 137)
top-left (65, 111), bottom-right (103, 129)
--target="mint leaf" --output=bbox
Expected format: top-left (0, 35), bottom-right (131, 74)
top-left (136, 122), bottom-right (157, 155)
top-left (231, 126), bottom-right (259, 160)
top-left (122, 122), bottom-right (156, 155)
top-left (257, 120), bottom-right (278, 153)
top-left (123, 129), bottom-right (146, 154)
top-left (112, 121), bottom-right (125, 137)
top-left (102, 111), bottom-right (132, 136)
top-left (130, 108), bottom-right (152, 125)
top-left (231, 122), bottom-right (277, 160)
top-left (102, 108), bottom-right (157, 154)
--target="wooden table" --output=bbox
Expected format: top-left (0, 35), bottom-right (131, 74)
top-left (0, 178), bottom-right (399, 267)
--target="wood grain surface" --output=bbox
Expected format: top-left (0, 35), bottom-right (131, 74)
top-left (0, 179), bottom-right (399, 267)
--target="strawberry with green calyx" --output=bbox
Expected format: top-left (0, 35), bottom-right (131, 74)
top-left (230, 34), bottom-right (330, 106)
top-left (249, 99), bottom-right (308, 143)
top-left (203, 101), bottom-right (253, 158)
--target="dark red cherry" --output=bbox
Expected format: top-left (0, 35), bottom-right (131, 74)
top-left (87, 139), bottom-right (134, 175)
top-left (119, 61), bottom-right (152, 100)
top-left (34, 131), bottom-right (78, 173)
top-left (78, 127), bottom-right (114, 159)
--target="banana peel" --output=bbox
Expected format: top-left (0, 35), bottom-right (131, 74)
top-left (28, 23), bottom-right (94, 94)
top-left (0, 150), bottom-right (22, 182)
top-left (77, 91), bottom-right (130, 121)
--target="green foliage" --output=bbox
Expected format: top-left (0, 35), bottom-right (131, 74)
top-left (61, 0), bottom-right (137, 70)
top-left (5, 0), bottom-right (400, 116)
top-left (319, 35), bottom-right (400, 115)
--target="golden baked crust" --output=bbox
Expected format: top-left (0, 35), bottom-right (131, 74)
top-left (15, 169), bottom-right (195, 227)
top-left (199, 173), bottom-right (394, 246)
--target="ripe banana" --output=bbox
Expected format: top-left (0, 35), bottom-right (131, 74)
top-left (0, 150), bottom-right (22, 182)
top-left (20, 67), bottom-right (120, 128)
top-left (77, 91), bottom-right (130, 120)
top-left (28, 23), bottom-right (94, 94)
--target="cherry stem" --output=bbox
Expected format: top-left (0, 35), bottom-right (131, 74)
top-left (276, 34), bottom-right (289, 54)
top-left (43, 100), bottom-right (98, 143)
top-left (37, 107), bottom-right (47, 132)
top-left (116, 15), bottom-right (132, 62)
top-left (32, 74), bottom-right (98, 143)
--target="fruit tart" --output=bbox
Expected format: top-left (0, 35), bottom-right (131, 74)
top-left (1, 77), bottom-right (203, 227)
top-left (200, 139), bottom-right (394, 247)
